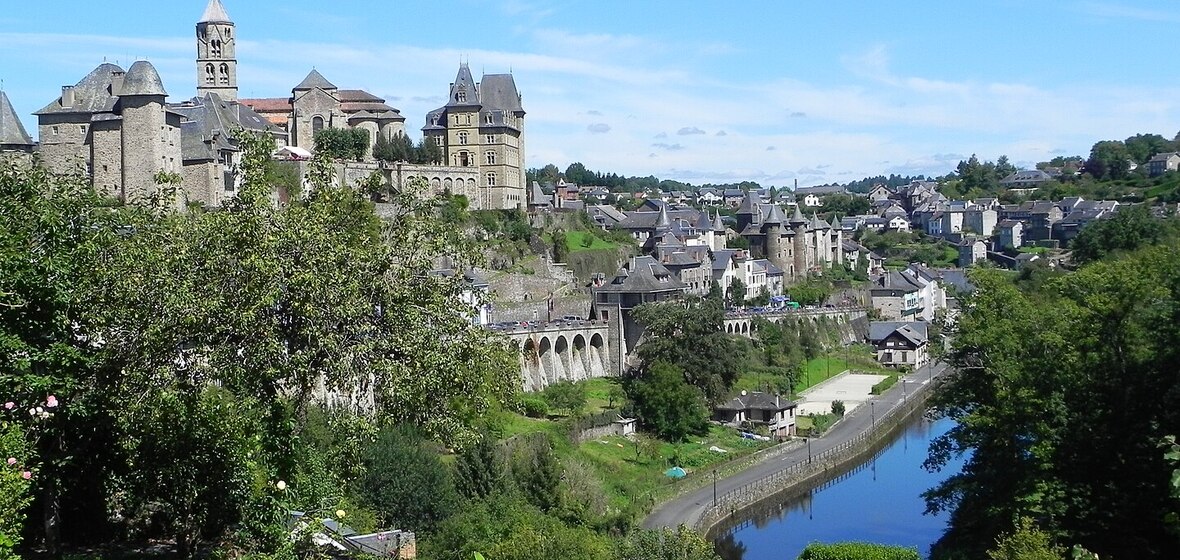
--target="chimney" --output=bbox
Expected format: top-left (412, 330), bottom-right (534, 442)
top-left (61, 86), bottom-right (75, 108)
top-left (111, 71), bottom-right (125, 96)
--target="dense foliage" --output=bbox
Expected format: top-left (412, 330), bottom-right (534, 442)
top-left (313, 127), bottom-right (370, 161)
top-left (925, 244), bottom-right (1180, 559)
top-left (0, 133), bottom-right (517, 557)
top-left (797, 542), bottom-right (920, 560)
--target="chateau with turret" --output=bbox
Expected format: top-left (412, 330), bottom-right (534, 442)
top-left (3, 0), bottom-right (526, 210)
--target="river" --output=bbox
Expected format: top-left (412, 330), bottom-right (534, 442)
top-left (714, 415), bottom-right (966, 560)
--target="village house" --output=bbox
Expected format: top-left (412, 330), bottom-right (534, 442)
top-left (868, 322), bottom-right (929, 369)
top-left (713, 391), bottom-right (798, 439)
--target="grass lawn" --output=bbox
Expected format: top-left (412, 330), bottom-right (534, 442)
top-left (565, 230), bottom-right (619, 252)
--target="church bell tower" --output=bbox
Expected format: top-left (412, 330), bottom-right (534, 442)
top-left (196, 0), bottom-right (237, 100)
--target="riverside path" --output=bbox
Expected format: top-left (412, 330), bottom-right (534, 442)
top-left (642, 361), bottom-right (951, 530)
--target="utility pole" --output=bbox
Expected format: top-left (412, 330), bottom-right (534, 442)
top-left (712, 469), bottom-right (718, 507)
top-left (870, 401), bottom-right (876, 429)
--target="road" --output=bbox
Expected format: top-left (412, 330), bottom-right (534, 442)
top-left (642, 361), bottom-right (950, 530)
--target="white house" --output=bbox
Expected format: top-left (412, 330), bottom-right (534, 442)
top-left (868, 322), bottom-right (929, 369)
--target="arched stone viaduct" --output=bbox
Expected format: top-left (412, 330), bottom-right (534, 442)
top-left (492, 307), bottom-right (867, 392)
top-left (499, 323), bottom-right (614, 392)
top-left (723, 307), bottom-right (867, 338)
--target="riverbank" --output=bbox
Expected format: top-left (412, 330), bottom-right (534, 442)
top-left (642, 361), bottom-right (949, 532)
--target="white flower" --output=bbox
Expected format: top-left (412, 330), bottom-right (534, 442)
top-left (335, 509), bottom-right (347, 519)
top-left (276, 480), bottom-right (287, 491)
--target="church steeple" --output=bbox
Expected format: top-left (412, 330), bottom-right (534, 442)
top-left (196, 0), bottom-right (237, 100)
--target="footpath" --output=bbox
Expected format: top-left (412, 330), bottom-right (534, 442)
top-left (641, 361), bottom-right (950, 531)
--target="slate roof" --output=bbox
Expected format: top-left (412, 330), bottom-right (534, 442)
top-left (0, 90), bottom-right (33, 147)
top-left (998, 219), bottom-right (1022, 228)
top-left (294, 69), bottom-right (337, 91)
top-left (711, 249), bottom-right (737, 273)
top-left (597, 256), bottom-right (686, 293)
top-left (36, 62), bottom-right (124, 115)
top-left (173, 93), bottom-right (274, 163)
top-left (479, 73), bottom-right (525, 113)
top-left (694, 210), bottom-right (714, 230)
top-left (763, 203), bottom-right (784, 224)
top-left (808, 213), bottom-right (830, 231)
top-left (867, 321), bottom-right (928, 346)
top-left (1000, 169), bottom-right (1053, 185)
top-left (200, 0), bottom-right (232, 23)
top-left (446, 64), bottom-right (479, 108)
top-left (737, 191), bottom-right (760, 214)
top-left (790, 204), bottom-right (807, 224)
top-left (873, 271), bottom-right (921, 293)
top-left (794, 185), bottom-right (846, 195)
top-left (712, 211), bottom-right (725, 232)
top-left (715, 392), bottom-right (796, 413)
top-left (120, 60), bottom-right (168, 97)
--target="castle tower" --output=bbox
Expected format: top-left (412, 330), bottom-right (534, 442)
top-left (120, 61), bottom-right (181, 205)
top-left (735, 191), bottom-right (759, 232)
top-left (196, 0), bottom-right (237, 100)
top-left (0, 89), bottom-right (34, 154)
top-left (762, 204), bottom-right (787, 274)
top-left (789, 204), bottom-right (807, 281)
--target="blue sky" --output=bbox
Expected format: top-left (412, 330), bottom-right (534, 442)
top-left (2, 0), bottom-right (1179, 187)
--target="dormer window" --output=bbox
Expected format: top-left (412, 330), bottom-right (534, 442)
top-left (456, 89), bottom-right (467, 103)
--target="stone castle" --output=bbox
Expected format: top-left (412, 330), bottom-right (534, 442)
top-left (0, 0), bottom-right (527, 211)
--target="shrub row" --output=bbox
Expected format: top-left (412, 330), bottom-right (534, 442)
top-left (870, 374), bottom-right (898, 395)
top-left (798, 542), bottom-right (920, 560)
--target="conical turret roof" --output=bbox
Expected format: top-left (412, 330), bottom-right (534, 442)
top-left (809, 212), bottom-right (829, 231)
top-left (0, 90), bottom-right (33, 147)
top-left (694, 210), bottom-right (713, 231)
top-left (712, 211), bottom-right (725, 232)
top-left (789, 204), bottom-right (807, 225)
top-left (763, 203), bottom-right (784, 224)
top-left (737, 191), bottom-right (759, 214)
top-left (122, 60), bottom-right (168, 97)
top-left (200, 0), bottom-right (232, 24)
top-left (654, 203), bottom-right (672, 231)
top-left (447, 63), bottom-right (479, 107)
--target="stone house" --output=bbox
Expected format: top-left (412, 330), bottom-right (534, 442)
top-left (963, 208), bottom-right (998, 236)
top-left (713, 391), bottom-right (798, 438)
top-left (868, 322), bottom-right (929, 369)
top-left (998, 219), bottom-right (1023, 249)
top-left (35, 61), bottom-right (184, 209)
top-left (870, 272), bottom-right (923, 321)
top-left (591, 256), bottom-right (688, 367)
top-left (1147, 152), bottom-right (1180, 177)
top-left (957, 238), bottom-right (987, 267)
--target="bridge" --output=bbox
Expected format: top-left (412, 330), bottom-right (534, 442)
top-left (723, 306), bottom-right (868, 338)
top-left (492, 321), bottom-right (614, 392)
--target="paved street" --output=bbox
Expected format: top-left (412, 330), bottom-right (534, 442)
top-left (642, 361), bottom-right (950, 530)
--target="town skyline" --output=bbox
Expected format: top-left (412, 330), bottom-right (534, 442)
top-left (2, 0), bottom-right (1179, 186)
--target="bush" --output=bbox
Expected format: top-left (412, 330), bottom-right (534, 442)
top-left (870, 375), bottom-right (898, 395)
top-left (831, 400), bottom-right (846, 417)
top-left (357, 424), bottom-right (459, 534)
top-left (797, 542), bottom-right (920, 560)
top-left (543, 380), bottom-right (587, 417)
top-left (522, 397), bottom-right (549, 418)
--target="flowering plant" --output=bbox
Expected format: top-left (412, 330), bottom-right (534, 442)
top-left (1, 394), bottom-right (60, 559)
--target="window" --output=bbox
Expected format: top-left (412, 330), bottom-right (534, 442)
top-left (485, 134), bottom-right (496, 144)
top-left (211, 39), bottom-right (222, 57)
top-left (485, 151), bottom-right (496, 165)
top-left (205, 64), bottom-right (214, 84)
top-left (219, 64), bottom-right (229, 85)
top-left (458, 131), bottom-right (468, 145)
top-left (486, 172), bottom-right (496, 186)
top-left (312, 116), bottom-right (325, 135)
top-left (51, 126), bottom-right (58, 135)
top-left (485, 113), bottom-right (494, 124)
top-left (79, 125), bottom-right (87, 134)
top-left (464, 114), bottom-right (472, 125)
top-left (456, 89), bottom-right (467, 103)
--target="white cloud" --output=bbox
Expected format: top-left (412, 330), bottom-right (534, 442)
top-left (677, 126), bottom-right (706, 135)
top-left (587, 123), bottom-right (611, 134)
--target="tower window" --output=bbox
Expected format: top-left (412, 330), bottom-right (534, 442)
top-left (486, 172), bottom-right (496, 186)
top-left (456, 89), bottom-right (467, 103)
top-left (211, 39), bottom-right (222, 57)
top-left (485, 113), bottom-right (494, 124)
top-left (312, 116), bottom-right (325, 135)
top-left (458, 132), bottom-right (468, 145)
top-left (485, 151), bottom-right (496, 165)
top-left (219, 63), bottom-right (229, 85)
top-left (485, 134), bottom-right (496, 144)
top-left (205, 64), bottom-right (215, 84)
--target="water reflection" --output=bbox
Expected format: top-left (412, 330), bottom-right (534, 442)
top-left (714, 416), bottom-right (965, 560)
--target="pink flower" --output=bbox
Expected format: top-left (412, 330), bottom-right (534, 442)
top-left (3, 402), bottom-right (13, 410)
top-left (21, 471), bottom-right (32, 480)
top-left (46, 395), bottom-right (58, 408)
top-left (6, 458), bottom-right (15, 466)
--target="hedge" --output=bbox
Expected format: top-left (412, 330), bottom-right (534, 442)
top-left (870, 375), bottom-right (898, 395)
top-left (797, 542), bottom-right (920, 560)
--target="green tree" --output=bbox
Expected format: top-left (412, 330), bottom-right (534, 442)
top-left (1070, 204), bottom-right (1170, 263)
top-left (358, 424), bottom-right (459, 534)
top-left (423, 494), bottom-right (612, 560)
top-left (727, 278), bottom-right (747, 307)
top-left (616, 526), bottom-right (722, 560)
top-left (985, 518), bottom-right (1066, 560)
top-left (314, 127), bottom-right (369, 161)
top-left (1085, 140), bottom-right (1132, 180)
top-left (543, 380), bottom-right (587, 416)
top-left (1124, 133), bottom-right (1173, 164)
top-left (454, 432), bottom-right (505, 501)
top-left (551, 228), bottom-right (570, 263)
top-left (631, 298), bottom-right (742, 401)
top-left (508, 434), bottom-right (562, 512)
top-left (626, 362), bottom-right (709, 442)
top-left (416, 137), bottom-right (445, 164)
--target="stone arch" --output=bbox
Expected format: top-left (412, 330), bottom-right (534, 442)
top-left (726, 323), bottom-right (733, 334)
top-left (555, 335), bottom-right (571, 382)
top-left (522, 338), bottom-right (542, 391)
top-left (431, 177), bottom-right (441, 192)
top-left (741, 322), bottom-right (749, 335)
top-left (572, 334), bottom-right (588, 381)
top-left (539, 336), bottom-right (554, 384)
top-left (443, 177), bottom-right (453, 190)
top-left (589, 332), bottom-right (607, 378)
